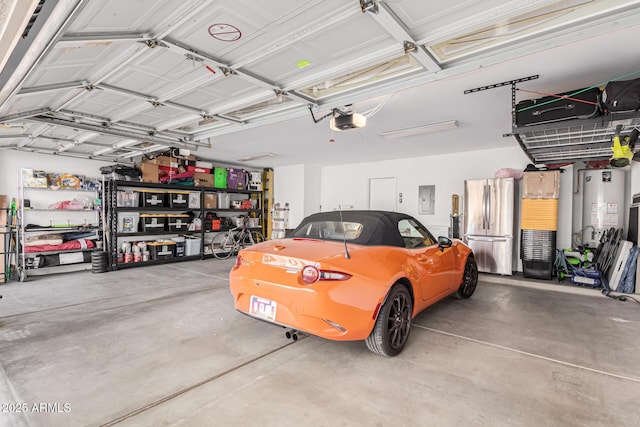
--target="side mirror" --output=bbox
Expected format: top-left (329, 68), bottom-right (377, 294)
top-left (438, 236), bottom-right (452, 252)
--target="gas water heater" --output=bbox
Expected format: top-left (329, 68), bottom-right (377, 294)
top-left (581, 169), bottom-right (626, 248)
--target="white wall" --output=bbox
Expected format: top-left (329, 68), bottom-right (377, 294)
top-left (320, 146), bottom-right (531, 237)
top-left (273, 164), bottom-right (305, 229)
top-left (304, 165), bottom-right (321, 217)
top-left (0, 150), bottom-right (112, 197)
top-left (273, 164), bottom-right (323, 229)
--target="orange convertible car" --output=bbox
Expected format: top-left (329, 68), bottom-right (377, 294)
top-left (229, 210), bottom-right (477, 356)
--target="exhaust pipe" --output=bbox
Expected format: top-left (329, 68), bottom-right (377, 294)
top-left (285, 329), bottom-right (299, 341)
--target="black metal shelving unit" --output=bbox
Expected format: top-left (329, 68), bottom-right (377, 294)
top-left (105, 179), bottom-right (263, 270)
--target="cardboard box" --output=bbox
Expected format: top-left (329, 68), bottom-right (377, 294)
top-left (144, 155), bottom-right (179, 169)
top-left (193, 172), bottom-right (214, 187)
top-left (523, 170), bottom-right (560, 199)
top-left (204, 193), bottom-right (217, 209)
top-left (137, 163), bottom-right (159, 183)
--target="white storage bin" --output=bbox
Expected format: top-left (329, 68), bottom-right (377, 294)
top-left (117, 191), bottom-right (139, 207)
top-left (188, 192), bottom-right (201, 208)
top-left (184, 235), bottom-right (201, 256)
top-left (217, 192), bottom-right (230, 209)
top-left (117, 212), bottom-right (140, 233)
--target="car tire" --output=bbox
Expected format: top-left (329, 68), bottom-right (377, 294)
top-left (455, 257), bottom-right (478, 299)
top-left (365, 284), bottom-right (413, 357)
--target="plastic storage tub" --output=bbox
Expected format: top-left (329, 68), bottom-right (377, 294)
top-left (188, 192), bottom-right (201, 209)
top-left (140, 214), bottom-right (166, 232)
top-left (117, 212), bottom-right (140, 233)
top-left (217, 192), bottom-right (230, 209)
top-left (116, 191), bottom-right (139, 207)
top-left (140, 190), bottom-right (166, 207)
top-left (184, 235), bottom-right (201, 256)
top-left (147, 241), bottom-right (175, 259)
top-left (169, 191), bottom-right (189, 208)
top-left (167, 214), bottom-right (190, 232)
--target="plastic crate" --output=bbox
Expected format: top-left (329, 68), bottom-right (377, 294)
top-left (140, 190), bottom-right (166, 207)
top-left (147, 241), bottom-right (175, 259)
top-left (116, 191), bottom-right (139, 207)
top-left (169, 192), bottom-right (189, 208)
top-left (140, 214), bottom-right (166, 232)
top-left (167, 214), bottom-right (190, 232)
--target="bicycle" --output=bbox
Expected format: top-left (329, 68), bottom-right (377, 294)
top-left (210, 216), bottom-right (265, 259)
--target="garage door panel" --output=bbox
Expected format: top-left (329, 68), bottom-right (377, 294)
top-left (24, 43), bottom-right (127, 88)
top-left (67, 0), bottom-right (198, 33)
top-left (106, 69), bottom-right (173, 99)
top-left (65, 91), bottom-right (144, 119)
top-left (127, 105), bottom-right (190, 128)
top-left (170, 0), bottom-right (339, 65)
top-left (174, 83), bottom-right (265, 112)
top-left (2, 91), bottom-right (62, 114)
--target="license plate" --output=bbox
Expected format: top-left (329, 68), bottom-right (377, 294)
top-left (249, 295), bottom-right (277, 322)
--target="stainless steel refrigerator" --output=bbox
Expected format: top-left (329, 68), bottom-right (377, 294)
top-left (463, 178), bottom-right (515, 275)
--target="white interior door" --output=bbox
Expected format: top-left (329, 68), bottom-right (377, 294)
top-left (369, 177), bottom-right (396, 211)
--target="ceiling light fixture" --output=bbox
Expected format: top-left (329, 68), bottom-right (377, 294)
top-left (380, 120), bottom-right (459, 139)
top-left (237, 152), bottom-right (276, 162)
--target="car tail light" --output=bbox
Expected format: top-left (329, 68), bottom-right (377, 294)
top-left (301, 266), bottom-right (351, 284)
top-left (235, 255), bottom-right (243, 268)
top-left (302, 265), bottom-right (320, 284)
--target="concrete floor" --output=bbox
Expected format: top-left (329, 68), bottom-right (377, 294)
top-left (1, 261), bottom-right (639, 427)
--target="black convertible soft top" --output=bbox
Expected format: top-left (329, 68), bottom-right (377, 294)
top-left (289, 210), bottom-right (428, 247)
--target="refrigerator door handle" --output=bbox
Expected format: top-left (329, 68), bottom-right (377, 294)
top-left (482, 184), bottom-right (490, 230)
top-left (486, 184), bottom-right (491, 230)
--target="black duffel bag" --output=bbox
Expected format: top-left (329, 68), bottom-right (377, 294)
top-left (515, 87), bottom-right (601, 127)
top-left (602, 77), bottom-right (640, 113)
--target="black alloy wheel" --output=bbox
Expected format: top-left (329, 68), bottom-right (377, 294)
top-left (365, 285), bottom-right (413, 357)
top-left (455, 257), bottom-right (478, 299)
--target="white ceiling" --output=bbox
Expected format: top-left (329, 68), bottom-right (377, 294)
top-left (0, 0), bottom-right (640, 168)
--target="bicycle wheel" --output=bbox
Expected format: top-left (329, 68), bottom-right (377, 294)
top-left (240, 231), bottom-right (255, 248)
top-left (253, 231), bottom-right (265, 243)
top-left (211, 233), bottom-right (233, 259)
top-left (241, 231), bottom-right (265, 248)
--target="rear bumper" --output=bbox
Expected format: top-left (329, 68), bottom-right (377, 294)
top-left (229, 272), bottom-right (387, 341)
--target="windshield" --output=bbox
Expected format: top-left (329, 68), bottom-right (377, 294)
top-left (290, 220), bottom-right (363, 241)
